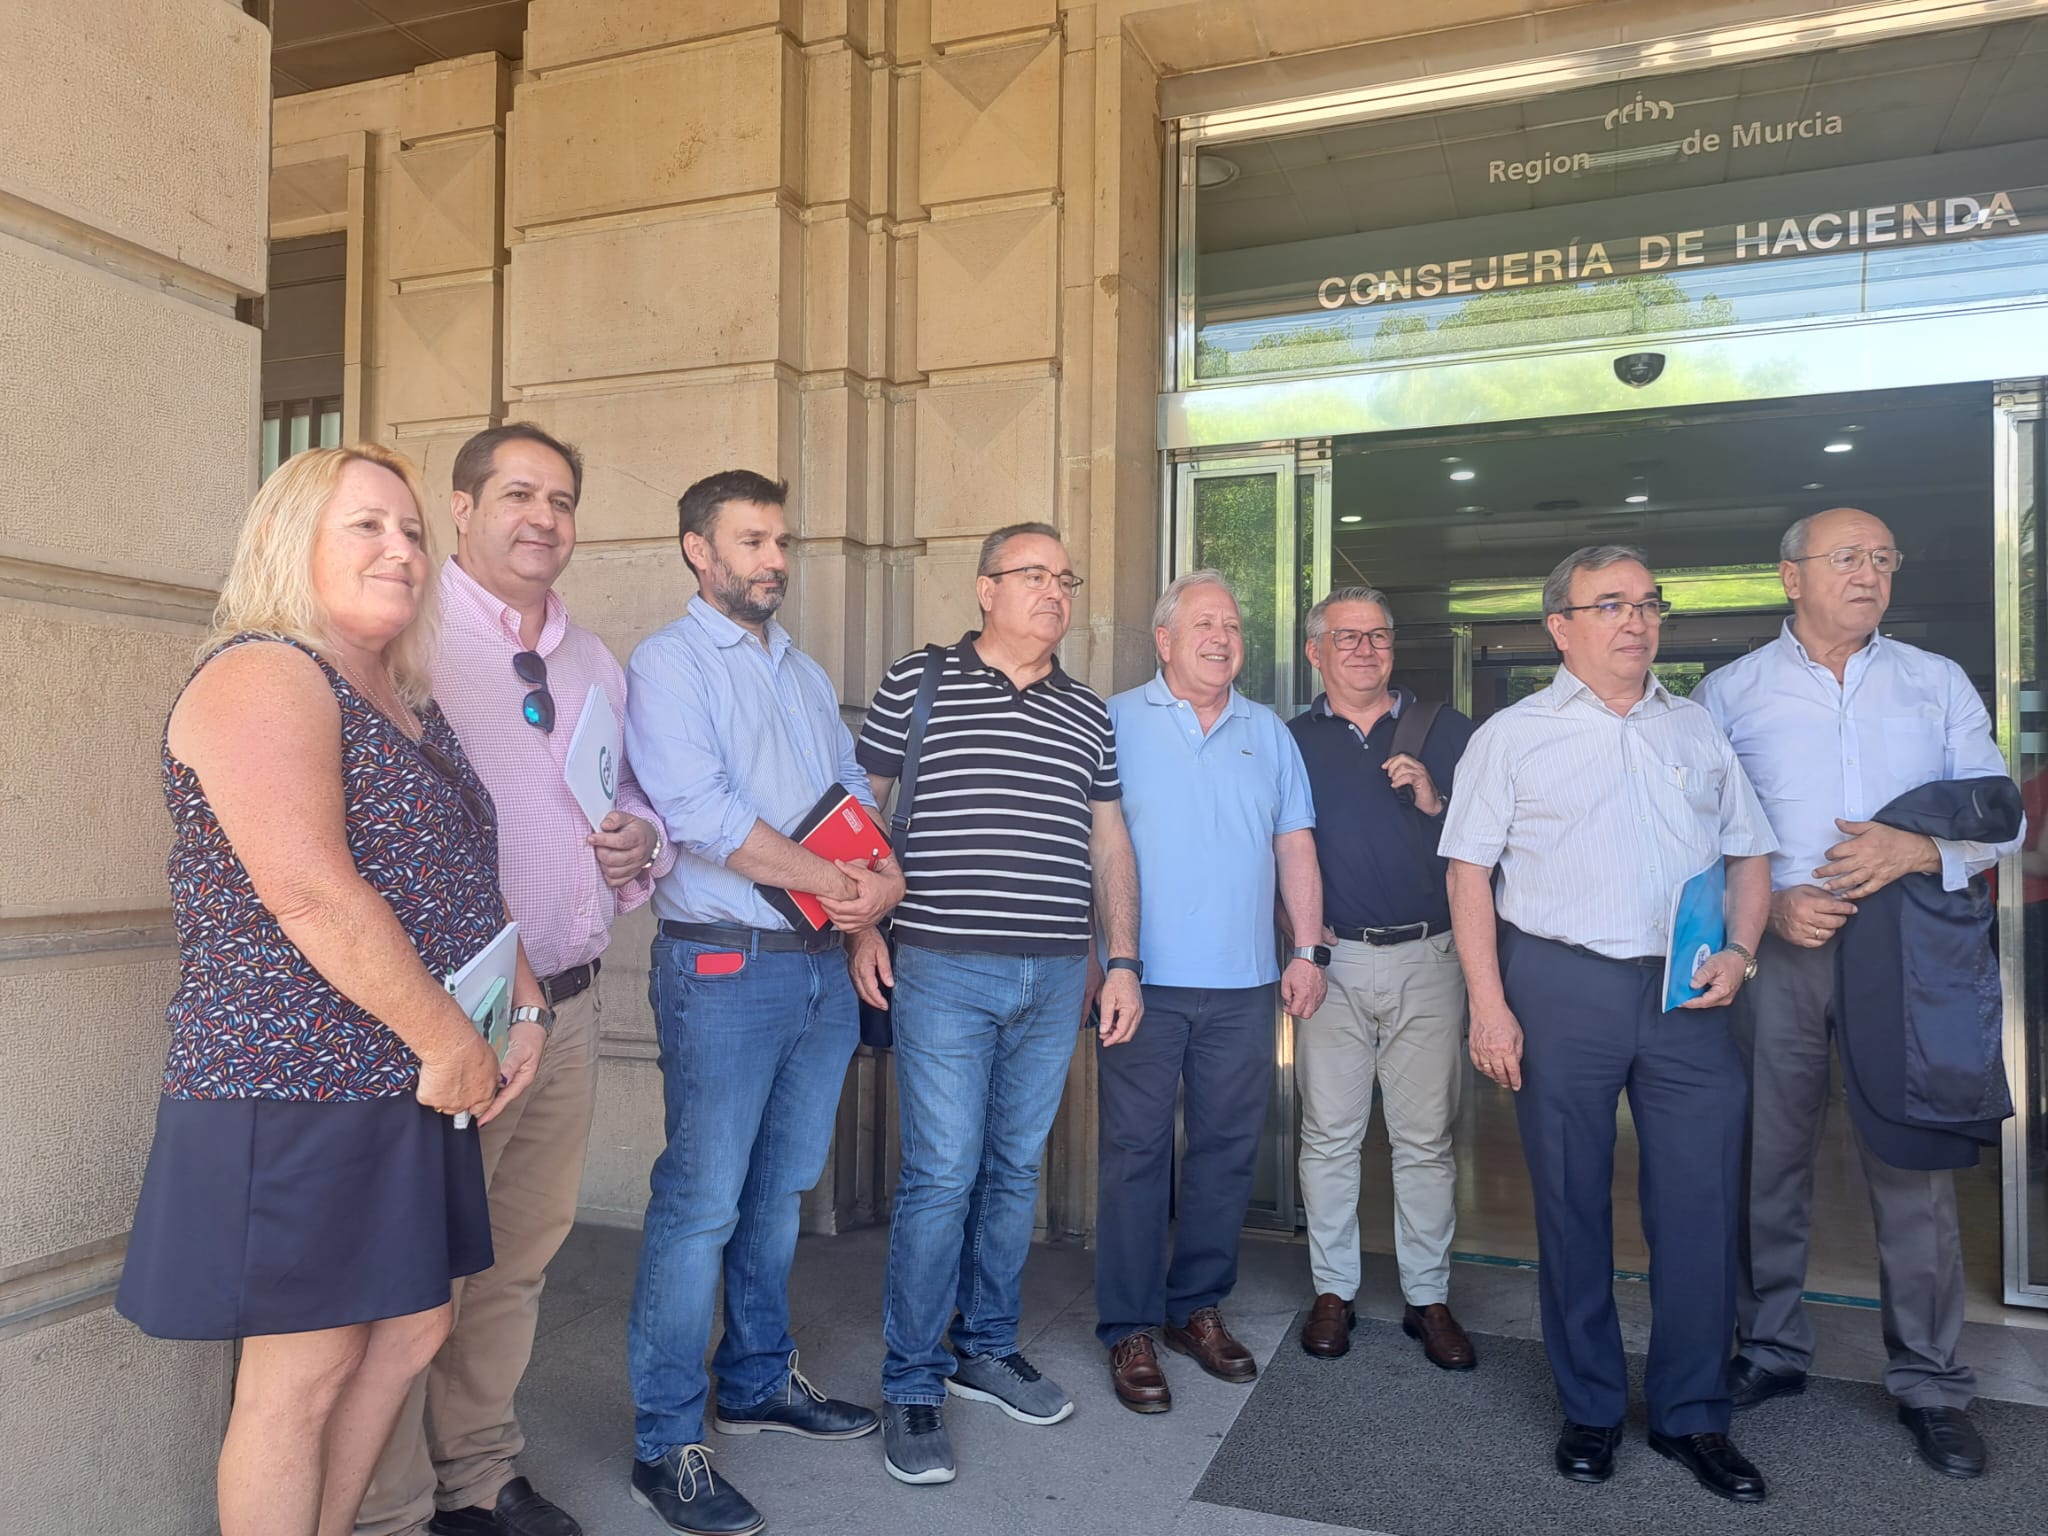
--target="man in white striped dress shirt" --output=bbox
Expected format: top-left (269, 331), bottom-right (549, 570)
top-left (1440, 545), bottom-right (1778, 1503)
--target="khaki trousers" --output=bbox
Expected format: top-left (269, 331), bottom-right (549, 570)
top-left (1295, 932), bottom-right (1466, 1305)
top-left (357, 982), bottom-right (602, 1534)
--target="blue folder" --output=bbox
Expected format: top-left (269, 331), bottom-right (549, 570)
top-left (1663, 859), bottom-right (1727, 1013)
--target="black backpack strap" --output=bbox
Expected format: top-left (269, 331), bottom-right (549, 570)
top-left (889, 644), bottom-right (948, 844)
top-left (1387, 697), bottom-right (1442, 763)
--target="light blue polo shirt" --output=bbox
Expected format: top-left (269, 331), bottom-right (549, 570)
top-left (1109, 673), bottom-right (1316, 990)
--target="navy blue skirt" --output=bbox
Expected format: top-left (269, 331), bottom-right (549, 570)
top-left (116, 1093), bottom-right (492, 1340)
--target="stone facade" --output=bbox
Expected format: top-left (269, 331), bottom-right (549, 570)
top-left (0, 1), bottom-right (267, 1529)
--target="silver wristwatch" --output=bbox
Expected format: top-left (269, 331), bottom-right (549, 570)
top-left (510, 1004), bottom-right (556, 1037)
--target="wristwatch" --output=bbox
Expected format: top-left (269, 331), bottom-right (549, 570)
top-left (1105, 957), bottom-right (1144, 982)
top-left (1291, 944), bottom-right (1332, 968)
top-left (1725, 940), bottom-right (1759, 981)
top-left (511, 1004), bottom-right (557, 1037)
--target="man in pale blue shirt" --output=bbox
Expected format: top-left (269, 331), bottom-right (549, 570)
top-left (1442, 545), bottom-right (1776, 1503)
top-left (1692, 506), bottom-right (2020, 1479)
top-left (1094, 571), bottom-right (1325, 1414)
top-left (622, 470), bottom-right (902, 1536)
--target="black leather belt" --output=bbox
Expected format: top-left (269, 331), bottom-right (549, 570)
top-left (539, 958), bottom-right (601, 1007)
top-left (1564, 942), bottom-right (1663, 970)
top-left (660, 920), bottom-right (842, 954)
top-left (1333, 919), bottom-right (1450, 947)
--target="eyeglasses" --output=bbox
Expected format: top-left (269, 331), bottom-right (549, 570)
top-left (1318, 627), bottom-right (1395, 653)
top-left (513, 650), bottom-right (555, 733)
top-left (1788, 544), bottom-right (1905, 575)
top-left (415, 737), bottom-right (495, 836)
top-left (985, 564), bottom-right (1084, 595)
top-left (1555, 598), bottom-right (1673, 624)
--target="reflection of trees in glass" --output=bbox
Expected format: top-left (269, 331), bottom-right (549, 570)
top-left (1198, 273), bottom-right (1738, 378)
top-left (1192, 475), bottom-right (1280, 706)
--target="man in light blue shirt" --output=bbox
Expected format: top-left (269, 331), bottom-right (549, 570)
top-left (1692, 506), bottom-right (2020, 1479)
top-left (1094, 571), bottom-right (1325, 1414)
top-left (622, 471), bottom-right (901, 1536)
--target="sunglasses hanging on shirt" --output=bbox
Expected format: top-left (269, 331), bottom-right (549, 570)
top-left (513, 650), bottom-right (555, 733)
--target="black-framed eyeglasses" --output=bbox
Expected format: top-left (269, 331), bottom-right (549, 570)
top-left (513, 649), bottom-right (555, 733)
top-left (1556, 598), bottom-right (1673, 624)
top-left (416, 737), bottom-right (495, 836)
top-left (1319, 627), bottom-right (1395, 653)
top-left (1787, 544), bottom-right (1905, 576)
top-left (985, 564), bottom-right (1084, 595)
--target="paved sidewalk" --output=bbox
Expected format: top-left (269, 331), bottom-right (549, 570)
top-left (512, 1222), bottom-right (2048, 1536)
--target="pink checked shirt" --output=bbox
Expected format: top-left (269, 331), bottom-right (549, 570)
top-left (431, 558), bottom-right (677, 979)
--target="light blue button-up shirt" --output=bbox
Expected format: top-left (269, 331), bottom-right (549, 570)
top-left (1109, 673), bottom-right (1315, 989)
top-left (1692, 620), bottom-right (2020, 893)
top-left (625, 595), bottom-right (872, 929)
top-left (1440, 665), bottom-right (1776, 959)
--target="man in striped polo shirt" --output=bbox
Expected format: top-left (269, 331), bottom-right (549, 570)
top-left (851, 522), bottom-right (1143, 1488)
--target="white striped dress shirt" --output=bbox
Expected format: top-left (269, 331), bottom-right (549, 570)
top-left (1438, 665), bottom-right (1777, 959)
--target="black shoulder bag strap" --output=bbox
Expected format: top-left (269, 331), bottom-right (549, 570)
top-left (890, 643), bottom-right (948, 843)
top-left (859, 644), bottom-right (944, 1051)
top-left (1385, 696), bottom-right (1445, 859)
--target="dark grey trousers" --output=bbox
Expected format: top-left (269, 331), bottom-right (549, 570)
top-left (1730, 930), bottom-right (1973, 1407)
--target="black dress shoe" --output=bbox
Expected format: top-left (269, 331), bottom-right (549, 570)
top-left (428, 1478), bottom-right (582, 1536)
top-left (711, 1349), bottom-right (879, 1439)
top-left (1898, 1404), bottom-right (1986, 1477)
top-left (629, 1446), bottom-right (764, 1536)
top-left (1648, 1430), bottom-right (1768, 1503)
top-left (1726, 1354), bottom-right (1807, 1411)
top-left (1554, 1421), bottom-right (1623, 1482)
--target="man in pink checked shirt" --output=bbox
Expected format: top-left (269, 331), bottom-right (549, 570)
top-left (360, 423), bottom-right (677, 1536)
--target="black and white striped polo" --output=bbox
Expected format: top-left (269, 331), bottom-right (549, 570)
top-left (856, 633), bottom-right (1120, 955)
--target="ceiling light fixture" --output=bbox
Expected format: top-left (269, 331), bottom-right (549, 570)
top-left (1339, 514), bottom-right (1362, 524)
top-left (1803, 482), bottom-right (1824, 490)
top-left (1625, 492), bottom-right (1649, 505)
top-left (1824, 440), bottom-right (1854, 453)
top-left (1449, 468), bottom-right (1477, 481)
top-left (1195, 154), bottom-right (1239, 188)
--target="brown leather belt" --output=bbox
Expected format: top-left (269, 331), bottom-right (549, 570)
top-left (540, 958), bottom-right (601, 1007)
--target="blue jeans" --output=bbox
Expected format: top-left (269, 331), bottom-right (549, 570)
top-left (881, 946), bottom-right (1085, 1405)
top-left (627, 935), bottom-right (857, 1460)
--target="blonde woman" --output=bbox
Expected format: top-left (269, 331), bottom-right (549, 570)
top-left (116, 445), bottom-right (548, 1536)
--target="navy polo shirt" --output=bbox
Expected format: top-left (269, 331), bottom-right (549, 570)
top-left (1286, 689), bottom-right (1475, 933)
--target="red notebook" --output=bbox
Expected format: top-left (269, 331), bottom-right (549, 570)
top-left (755, 783), bottom-right (892, 933)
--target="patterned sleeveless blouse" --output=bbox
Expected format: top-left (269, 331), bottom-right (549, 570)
top-left (160, 633), bottom-right (504, 1100)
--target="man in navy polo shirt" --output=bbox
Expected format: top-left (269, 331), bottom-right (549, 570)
top-left (1288, 584), bottom-right (1479, 1370)
top-left (1094, 570), bottom-right (1325, 1413)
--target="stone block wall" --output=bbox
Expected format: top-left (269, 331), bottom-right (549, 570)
top-left (0, 1), bottom-right (267, 1530)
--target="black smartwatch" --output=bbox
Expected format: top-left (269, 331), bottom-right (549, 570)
top-left (1105, 956), bottom-right (1144, 982)
top-left (1291, 944), bottom-right (1332, 968)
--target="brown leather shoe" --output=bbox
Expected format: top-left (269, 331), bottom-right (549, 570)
top-left (1163, 1306), bottom-right (1257, 1383)
top-left (1300, 1293), bottom-right (1356, 1359)
top-left (1109, 1332), bottom-right (1171, 1413)
top-left (1403, 1303), bottom-right (1477, 1370)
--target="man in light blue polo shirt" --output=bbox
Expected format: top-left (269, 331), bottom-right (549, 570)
top-left (1095, 570), bottom-right (1326, 1414)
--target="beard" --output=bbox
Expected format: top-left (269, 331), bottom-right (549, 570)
top-left (704, 554), bottom-right (787, 625)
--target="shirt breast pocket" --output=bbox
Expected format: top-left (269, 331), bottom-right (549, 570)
top-left (1881, 713), bottom-right (1948, 788)
top-left (1664, 756), bottom-right (1725, 819)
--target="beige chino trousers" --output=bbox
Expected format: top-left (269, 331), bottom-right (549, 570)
top-left (358, 982), bottom-right (601, 1535)
top-left (1295, 932), bottom-right (1466, 1305)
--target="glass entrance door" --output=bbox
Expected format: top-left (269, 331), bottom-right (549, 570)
top-left (1998, 382), bottom-right (2048, 1306)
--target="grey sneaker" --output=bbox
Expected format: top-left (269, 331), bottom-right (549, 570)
top-left (947, 1349), bottom-right (1075, 1425)
top-left (882, 1401), bottom-right (956, 1485)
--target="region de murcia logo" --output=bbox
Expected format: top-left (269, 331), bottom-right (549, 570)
top-left (1605, 92), bottom-right (1676, 131)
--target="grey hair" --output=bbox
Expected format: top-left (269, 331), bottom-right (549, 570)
top-left (1779, 514), bottom-right (1817, 562)
top-left (1305, 584), bottom-right (1394, 640)
top-left (977, 521), bottom-right (1062, 577)
top-left (1541, 545), bottom-right (1650, 618)
top-left (1152, 569), bottom-right (1238, 631)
